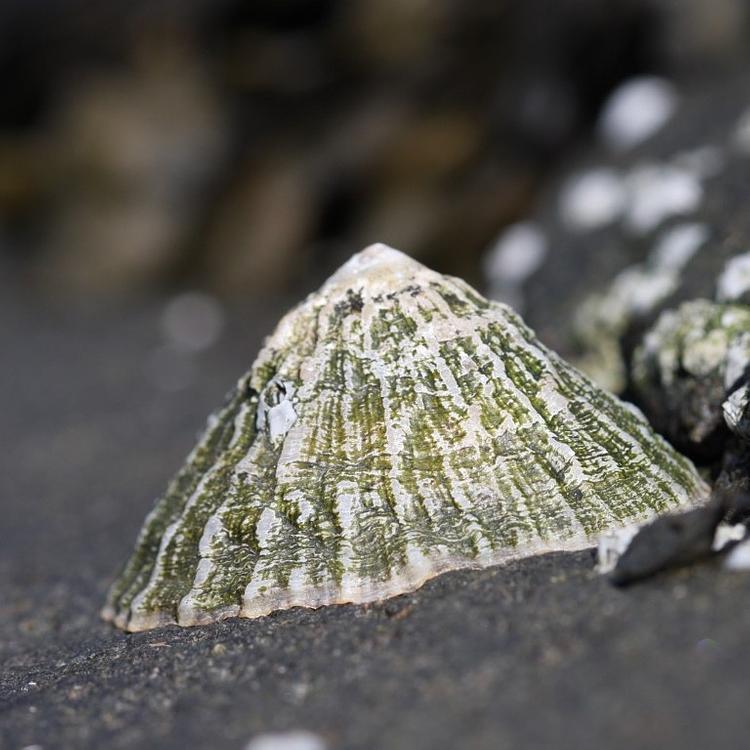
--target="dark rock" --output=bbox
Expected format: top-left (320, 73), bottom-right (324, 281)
top-left (611, 500), bottom-right (724, 586)
top-left (610, 485), bottom-right (750, 586)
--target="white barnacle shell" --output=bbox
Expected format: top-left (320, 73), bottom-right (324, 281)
top-left (103, 244), bottom-right (708, 631)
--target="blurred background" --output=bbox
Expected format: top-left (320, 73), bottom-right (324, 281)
top-left (5, 6), bottom-right (750, 747)
top-left (2, 0), bottom-right (750, 310)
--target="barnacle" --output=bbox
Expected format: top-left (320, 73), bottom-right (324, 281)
top-left (632, 299), bottom-right (750, 456)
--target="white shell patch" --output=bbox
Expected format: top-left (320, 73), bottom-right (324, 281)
top-left (256, 378), bottom-right (298, 442)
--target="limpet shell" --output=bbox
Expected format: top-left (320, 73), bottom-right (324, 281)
top-left (104, 244), bottom-right (707, 631)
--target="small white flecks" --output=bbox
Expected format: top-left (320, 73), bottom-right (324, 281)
top-left (717, 252), bottom-right (750, 302)
top-left (651, 223), bottom-right (709, 271)
top-left (559, 168), bottom-right (627, 231)
top-left (713, 523), bottom-right (746, 552)
top-left (724, 538), bottom-right (750, 571)
top-left (596, 523), bottom-right (641, 573)
top-left (597, 76), bottom-right (678, 152)
top-left (483, 222), bottom-right (548, 286)
top-left (731, 106), bottom-right (750, 155)
top-left (672, 145), bottom-right (725, 179)
top-left (244, 731), bottom-right (328, 750)
top-left (624, 164), bottom-right (703, 235)
top-left (161, 291), bottom-right (225, 353)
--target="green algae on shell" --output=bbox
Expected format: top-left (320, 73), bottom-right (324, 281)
top-left (103, 244), bottom-right (708, 632)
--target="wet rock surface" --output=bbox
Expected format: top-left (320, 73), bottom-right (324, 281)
top-left (610, 500), bottom-right (724, 586)
top-left (4, 287), bottom-right (750, 750)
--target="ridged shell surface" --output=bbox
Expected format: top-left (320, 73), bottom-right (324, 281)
top-left (104, 244), bottom-right (708, 631)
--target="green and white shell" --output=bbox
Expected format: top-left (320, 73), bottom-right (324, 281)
top-left (104, 244), bottom-right (707, 631)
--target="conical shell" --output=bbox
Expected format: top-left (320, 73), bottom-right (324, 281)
top-left (104, 244), bottom-right (708, 631)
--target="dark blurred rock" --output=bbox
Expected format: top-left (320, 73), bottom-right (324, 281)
top-left (6, 0), bottom-right (749, 303)
top-left (648, 0), bottom-right (750, 77)
top-left (203, 153), bottom-right (319, 296)
top-left (33, 36), bottom-right (228, 297)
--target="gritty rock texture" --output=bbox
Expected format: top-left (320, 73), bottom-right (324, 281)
top-left (104, 245), bottom-right (706, 632)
